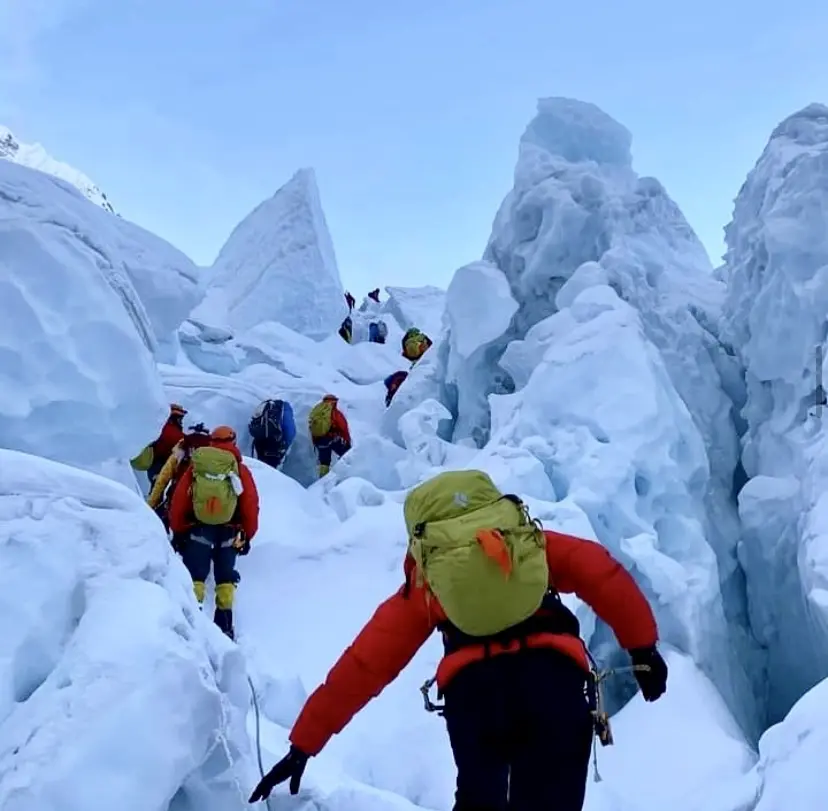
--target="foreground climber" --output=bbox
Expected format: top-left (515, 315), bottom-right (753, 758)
top-left (307, 394), bottom-right (351, 478)
top-left (249, 399), bottom-right (296, 469)
top-left (384, 370), bottom-right (408, 406)
top-left (250, 470), bottom-right (667, 809)
top-left (402, 327), bottom-right (432, 362)
top-left (130, 403), bottom-right (188, 487)
top-left (146, 422), bottom-right (211, 531)
top-left (168, 426), bottom-right (260, 639)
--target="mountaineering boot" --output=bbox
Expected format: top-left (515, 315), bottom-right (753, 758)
top-left (318, 463), bottom-right (330, 478)
top-left (214, 608), bottom-right (235, 640)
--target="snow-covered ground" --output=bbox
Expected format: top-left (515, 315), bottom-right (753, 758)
top-left (1, 97), bottom-right (828, 811)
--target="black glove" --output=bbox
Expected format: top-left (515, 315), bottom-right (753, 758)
top-left (630, 645), bottom-right (668, 701)
top-left (233, 530), bottom-right (251, 556)
top-left (249, 746), bottom-right (309, 802)
top-left (171, 531), bottom-right (189, 554)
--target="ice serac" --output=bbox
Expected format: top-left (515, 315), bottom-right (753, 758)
top-left (0, 124), bottom-right (116, 214)
top-left (721, 103), bottom-right (828, 724)
top-left (199, 168), bottom-right (347, 339)
top-left (384, 284), bottom-right (446, 339)
top-left (443, 261), bottom-right (518, 445)
top-left (0, 450), bottom-right (252, 811)
top-left (444, 97), bottom-right (757, 734)
top-left (0, 159), bottom-right (200, 360)
top-left (0, 163), bottom-right (179, 482)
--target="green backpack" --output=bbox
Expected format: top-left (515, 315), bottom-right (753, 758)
top-left (130, 444), bottom-right (154, 471)
top-left (190, 446), bottom-right (240, 525)
top-left (308, 400), bottom-right (334, 438)
top-left (404, 470), bottom-right (549, 637)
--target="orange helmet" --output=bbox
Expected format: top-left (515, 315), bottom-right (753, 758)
top-left (170, 403), bottom-right (188, 417)
top-left (211, 425), bottom-right (237, 443)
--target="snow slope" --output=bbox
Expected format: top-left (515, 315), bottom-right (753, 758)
top-left (721, 103), bottom-right (828, 724)
top-left (193, 168), bottom-right (347, 340)
top-left (0, 125), bottom-right (115, 214)
top-left (0, 450), bottom-right (252, 811)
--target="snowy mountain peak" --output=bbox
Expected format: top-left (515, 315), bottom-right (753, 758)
top-left (768, 102), bottom-right (828, 144)
top-left (521, 97), bottom-right (633, 168)
top-left (0, 124), bottom-right (115, 214)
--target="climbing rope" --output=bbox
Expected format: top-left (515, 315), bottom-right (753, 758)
top-left (214, 684), bottom-right (252, 809)
top-left (247, 673), bottom-right (274, 811)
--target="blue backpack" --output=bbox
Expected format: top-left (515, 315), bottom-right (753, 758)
top-left (249, 399), bottom-right (296, 448)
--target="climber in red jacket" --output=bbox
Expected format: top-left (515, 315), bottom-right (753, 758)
top-left (249, 530), bottom-right (667, 809)
top-left (168, 426), bottom-right (260, 639)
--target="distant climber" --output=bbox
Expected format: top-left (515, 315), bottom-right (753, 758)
top-left (384, 370), bottom-right (408, 407)
top-left (368, 319), bottom-right (388, 344)
top-left (338, 316), bottom-right (353, 344)
top-left (249, 470), bottom-right (667, 809)
top-left (367, 288), bottom-right (381, 304)
top-left (307, 394), bottom-right (351, 478)
top-left (249, 399), bottom-right (296, 469)
top-left (401, 327), bottom-right (432, 363)
top-left (345, 291), bottom-right (356, 311)
top-left (130, 403), bottom-right (188, 487)
top-left (146, 422), bottom-right (211, 532)
top-left (168, 426), bottom-right (260, 640)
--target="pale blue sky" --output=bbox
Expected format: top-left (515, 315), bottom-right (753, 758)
top-left (1, 0), bottom-right (826, 293)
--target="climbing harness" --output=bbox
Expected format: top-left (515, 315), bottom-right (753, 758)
top-left (418, 654), bottom-right (653, 784)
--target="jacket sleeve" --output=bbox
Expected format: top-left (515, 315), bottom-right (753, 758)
top-left (168, 467), bottom-right (194, 533)
top-left (545, 530), bottom-right (658, 651)
top-left (146, 446), bottom-right (180, 509)
top-left (289, 586), bottom-right (435, 756)
top-left (238, 464), bottom-right (260, 540)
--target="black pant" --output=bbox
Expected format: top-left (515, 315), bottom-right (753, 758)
top-left (313, 435), bottom-right (351, 466)
top-left (442, 648), bottom-right (593, 811)
top-left (252, 439), bottom-right (286, 469)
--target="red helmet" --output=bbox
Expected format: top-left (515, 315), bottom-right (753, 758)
top-left (211, 425), bottom-right (237, 443)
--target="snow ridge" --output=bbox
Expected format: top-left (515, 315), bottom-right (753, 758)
top-left (0, 125), bottom-right (115, 215)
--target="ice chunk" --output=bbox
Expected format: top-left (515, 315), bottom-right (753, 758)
top-left (384, 284), bottom-right (446, 339)
top-left (197, 168), bottom-right (347, 339)
top-left (522, 97), bottom-right (633, 168)
top-left (0, 450), bottom-right (252, 811)
top-left (0, 216), bottom-right (168, 482)
top-left (0, 160), bottom-right (200, 356)
top-left (445, 261), bottom-right (518, 360)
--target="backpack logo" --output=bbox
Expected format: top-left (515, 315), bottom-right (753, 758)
top-left (453, 491), bottom-right (469, 508)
